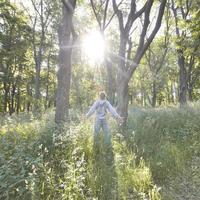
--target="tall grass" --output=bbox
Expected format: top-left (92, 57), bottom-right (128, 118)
top-left (0, 103), bottom-right (200, 199)
top-left (0, 111), bottom-right (160, 200)
top-left (127, 102), bottom-right (200, 198)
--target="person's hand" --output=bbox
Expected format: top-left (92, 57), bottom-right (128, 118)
top-left (116, 116), bottom-right (123, 125)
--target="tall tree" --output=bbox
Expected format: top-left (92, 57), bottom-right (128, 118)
top-left (0, 0), bottom-right (32, 114)
top-left (55, 0), bottom-right (77, 124)
top-left (112, 0), bottom-right (167, 122)
top-left (144, 6), bottom-right (170, 107)
top-left (184, 2), bottom-right (200, 101)
top-left (27, 0), bottom-right (52, 109)
top-left (171, 0), bottom-right (200, 104)
top-left (171, 0), bottom-right (189, 105)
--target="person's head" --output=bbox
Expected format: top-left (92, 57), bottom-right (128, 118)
top-left (99, 91), bottom-right (106, 100)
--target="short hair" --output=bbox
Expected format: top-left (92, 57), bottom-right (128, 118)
top-left (99, 91), bottom-right (106, 100)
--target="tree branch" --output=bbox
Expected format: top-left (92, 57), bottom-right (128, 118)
top-left (30, 0), bottom-right (41, 17)
top-left (131, 0), bottom-right (166, 74)
top-left (104, 0), bottom-right (124, 29)
top-left (134, 0), bottom-right (153, 63)
top-left (112, 0), bottom-right (124, 32)
top-left (102, 0), bottom-right (109, 29)
top-left (171, 0), bottom-right (180, 36)
top-left (90, 0), bottom-right (101, 28)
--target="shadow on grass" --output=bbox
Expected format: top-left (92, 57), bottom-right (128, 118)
top-left (92, 135), bottom-right (118, 200)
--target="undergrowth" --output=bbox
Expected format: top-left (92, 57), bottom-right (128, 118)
top-left (0, 112), bottom-right (160, 200)
top-left (0, 102), bottom-right (200, 199)
top-left (127, 103), bottom-right (200, 199)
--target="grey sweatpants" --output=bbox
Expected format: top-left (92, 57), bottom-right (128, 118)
top-left (94, 118), bottom-right (111, 145)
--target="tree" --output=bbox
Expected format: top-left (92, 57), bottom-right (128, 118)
top-left (185, 2), bottom-right (200, 101)
top-left (28, 0), bottom-right (53, 110)
top-left (55, 0), bottom-right (77, 124)
top-left (0, 0), bottom-right (32, 114)
top-left (171, 0), bottom-right (200, 104)
top-left (144, 7), bottom-right (170, 107)
top-left (112, 0), bottom-right (167, 122)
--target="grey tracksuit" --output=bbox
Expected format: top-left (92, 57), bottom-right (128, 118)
top-left (86, 100), bottom-right (120, 144)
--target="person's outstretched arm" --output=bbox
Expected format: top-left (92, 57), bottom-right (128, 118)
top-left (86, 101), bottom-right (98, 118)
top-left (106, 101), bottom-right (121, 119)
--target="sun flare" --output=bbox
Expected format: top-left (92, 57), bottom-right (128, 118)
top-left (81, 30), bottom-right (105, 64)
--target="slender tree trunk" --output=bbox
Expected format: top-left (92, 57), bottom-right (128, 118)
top-left (166, 83), bottom-right (171, 104)
top-left (187, 56), bottom-right (195, 102)
top-left (178, 52), bottom-right (187, 105)
top-left (4, 92), bottom-right (8, 113)
top-left (45, 53), bottom-right (50, 110)
top-left (27, 102), bottom-right (31, 112)
top-left (10, 83), bottom-right (16, 114)
top-left (26, 84), bottom-right (32, 112)
top-left (35, 60), bottom-right (41, 100)
top-left (16, 87), bottom-right (20, 114)
top-left (152, 81), bottom-right (157, 107)
top-left (3, 83), bottom-right (9, 113)
top-left (170, 83), bottom-right (173, 103)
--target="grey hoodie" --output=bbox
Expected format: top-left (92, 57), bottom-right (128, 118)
top-left (86, 100), bottom-right (120, 119)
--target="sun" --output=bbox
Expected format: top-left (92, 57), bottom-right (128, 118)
top-left (81, 30), bottom-right (105, 64)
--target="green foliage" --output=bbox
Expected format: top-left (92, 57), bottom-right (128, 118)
top-left (0, 111), bottom-right (160, 200)
top-left (127, 103), bottom-right (200, 184)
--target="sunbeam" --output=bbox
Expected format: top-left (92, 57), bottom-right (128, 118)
top-left (81, 30), bottom-right (105, 65)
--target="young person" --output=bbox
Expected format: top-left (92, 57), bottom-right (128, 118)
top-left (86, 91), bottom-right (122, 145)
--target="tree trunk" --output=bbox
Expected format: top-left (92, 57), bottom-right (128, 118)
top-left (178, 53), bottom-right (187, 105)
top-left (116, 75), bottom-right (129, 121)
top-left (55, 0), bottom-right (76, 124)
top-left (170, 83), bottom-right (174, 103)
top-left (166, 83), bottom-right (171, 104)
top-left (35, 61), bottom-right (41, 100)
top-left (187, 56), bottom-right (195, 102)
top-left (33, 55), bottom-right (42, 111)
top-left (73, 75), bottom-right (82, 110)
top-left (3, 83), bottom-right (9, 113)
top-left (152, 81), bottom-right (157, 107)
top-left (188, 85), bottom-right (193, 101)
top-left (10, 83), bottom-right (16, 115)
top-left (26, 83), bottom-right (32, 112)
top-left (45, 53), bottom-right (50, 110)
top-left (16, 87), bottom-right (20, 114)
top-left (115, 33), bottom-right (129, 121)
